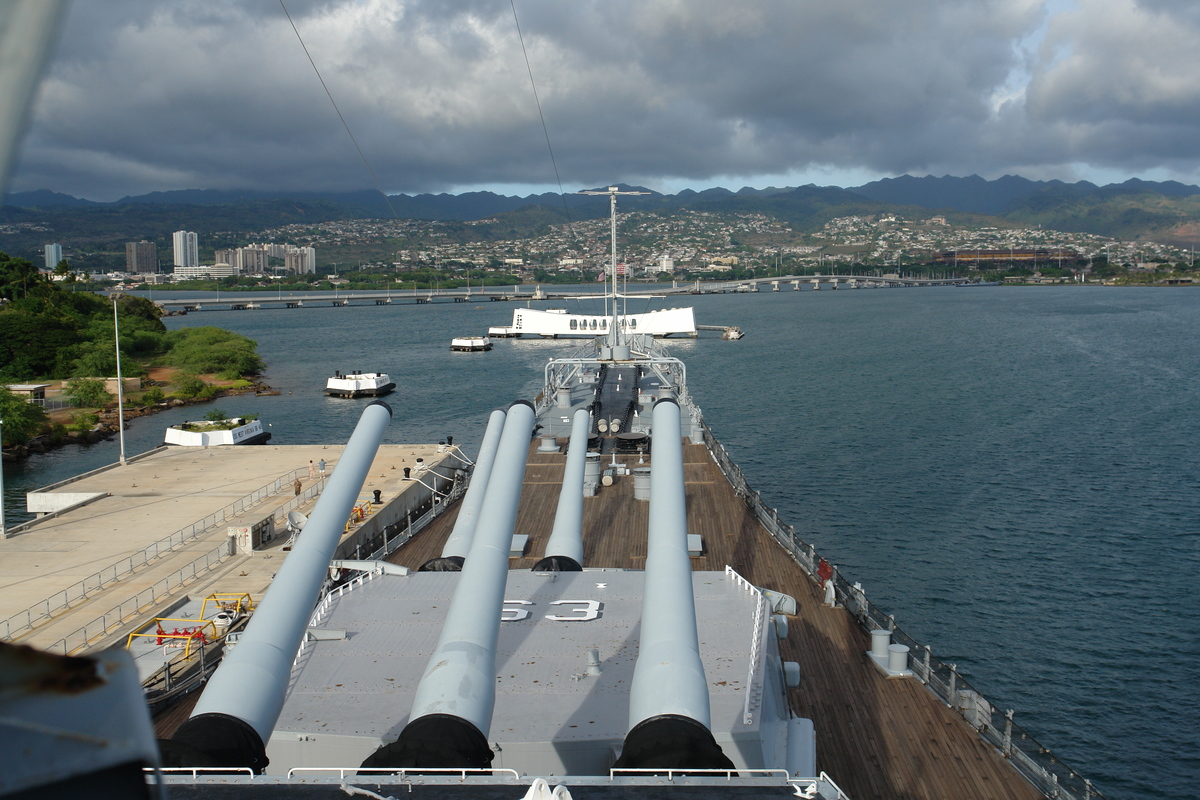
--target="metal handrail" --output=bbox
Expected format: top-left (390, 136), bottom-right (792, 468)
top-left (363, 471), bottom-right (468, 562)
top-left (1, 467), bottom-right (313, 640)
top-left (285, 766), bottom-right (521, 781)
top-left (610, 767), bottom-right (789, 780)
top-left (149, 766), bottom-right (255, 780)
top-left (43, 541), bottom-right (233, 655)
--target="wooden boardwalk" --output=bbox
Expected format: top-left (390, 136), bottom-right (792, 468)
top-left (389, 442), bottom-right (1043, 800)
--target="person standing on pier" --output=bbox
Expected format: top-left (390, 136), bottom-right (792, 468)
top-left (308, 459), bottom-right (315, 479)
top-left (318, 458), bottom-right (326, 477)
top-left (293, 477), bottom-right (302, 496)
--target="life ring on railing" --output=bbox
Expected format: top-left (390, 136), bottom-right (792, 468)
top-left (817, 559), bottom-right (833, 583)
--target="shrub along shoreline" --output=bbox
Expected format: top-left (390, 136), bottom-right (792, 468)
top-left (1, 368), bottom-right (276, 460)
top-left (1, 251), bottom-right (270, 458)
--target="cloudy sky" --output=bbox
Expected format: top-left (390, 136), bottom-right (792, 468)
top-left (9, 0), bottom-right (1200, 201)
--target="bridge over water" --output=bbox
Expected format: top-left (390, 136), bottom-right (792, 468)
top-left (143, 274), bottom-right (983, 313)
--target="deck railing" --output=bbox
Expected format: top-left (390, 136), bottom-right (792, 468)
top-left (362, 468), bottom-right (467, 562)
top-left (41, 542), bottom-right (232, 655)
top-left (698, 417), bottom-right (1103, 800)
top-left (1, 467), bottom-right (313, 641)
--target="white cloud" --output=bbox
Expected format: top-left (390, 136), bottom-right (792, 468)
top-left (9, 0), bottom-right (1200, 200)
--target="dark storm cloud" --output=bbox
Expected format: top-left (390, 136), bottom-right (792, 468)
top-left (9, 0), bottom-right (1200, 200)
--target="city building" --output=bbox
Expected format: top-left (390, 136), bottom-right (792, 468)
top-left (172, 231), bottom-right (199, 268)
top-left (125, 241), bottom-right (158, 274)
top-left (235, 245), bottom-right (270, 274)
top-left (934, 248), bottom-right (1080, 266)
top-left (285, 246), bottom-right (316, 274)
top-left (44, 243), bottom-right (62, 270)
top-left (209, 262), bottom-right (239, 278)
top-left (173, 265), bottom-right (212, 280)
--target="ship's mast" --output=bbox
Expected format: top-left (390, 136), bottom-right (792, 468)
top-left (578, 186), bottom-right (649, 349)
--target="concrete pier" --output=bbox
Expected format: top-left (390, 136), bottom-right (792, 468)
top-left (0, 443), bottom-right (459, 654)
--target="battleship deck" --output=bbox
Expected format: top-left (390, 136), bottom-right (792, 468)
top-left (386, 442), bottom-right (1042, 800)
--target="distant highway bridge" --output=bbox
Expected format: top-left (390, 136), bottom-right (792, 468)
top-left (142, 274), bottom-right (983, 313)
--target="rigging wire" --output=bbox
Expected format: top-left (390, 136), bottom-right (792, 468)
top-left (510, 0), bottom-right (573, 227)
top-left (278, 0), bottom-right (400, 220)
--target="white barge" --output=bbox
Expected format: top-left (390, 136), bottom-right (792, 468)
top-left (163, 417), bottom-right (271, 446)
top-left (324, 370), bottom-right (395, 398)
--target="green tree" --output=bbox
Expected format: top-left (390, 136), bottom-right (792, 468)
top-left (0, 252), bottom-right (48, 301)
top-left (0, 312), bottom-right (81, 381)
top-left (173, 373), bottom-right (211, 399)
top-left (53, 260), bottom-right (76, 284)
top-left (164, 327), bottom-right (265, 379)
top-left (66, 377), bottom-right (113, 408)
top-left (69, 338), bottom-right (118, 378)
top-left (0, 387), bottom-right (49, 445)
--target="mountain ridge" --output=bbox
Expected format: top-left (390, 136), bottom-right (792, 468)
top-left (9, 174), bottom-right (1200, 216)
top-left (6, 175), bottom-right (1200, 247)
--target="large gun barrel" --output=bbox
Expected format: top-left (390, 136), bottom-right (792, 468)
top-left (614, 397), bottom-right (734, 770)
top-left (421, 408), bottom-right (507, 571)
top-left (160, 401), bottom-right (393, 771)
top-left (362, 400), bottom-right (536, 770)
top-left (533, 408), bottom-right (590, 571)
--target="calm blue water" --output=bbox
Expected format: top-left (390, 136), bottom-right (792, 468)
top-left (4, 286), bottom-right (1197, 799)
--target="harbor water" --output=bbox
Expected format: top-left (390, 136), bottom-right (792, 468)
top-left (4, 285), bottom-right (1198, 799)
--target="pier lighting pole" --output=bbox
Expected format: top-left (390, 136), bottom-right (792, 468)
top-left (1, 414), bottom-right (6, 538)
top-left (112, 298), bottom-right (127, 466)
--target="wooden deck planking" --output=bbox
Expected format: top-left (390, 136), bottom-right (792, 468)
top-left (386, 442), bottom-right (1042, 800)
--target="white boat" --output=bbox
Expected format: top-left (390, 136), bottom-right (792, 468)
top-left (450, 335), bottom-right (493, 351)
top-left (324, 370), bottom-right (396, 398)
top-left (163, 417), bottom-right (271, 446)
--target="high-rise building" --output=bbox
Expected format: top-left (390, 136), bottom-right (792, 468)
top-left (44, 243), bottom-right (62, 269)
top-left (172, 231), bottom-right (199, 268)
top-left (235, 245), bottom-right (270, 274)
top-left (285, 246), bottom-right (317, 274)
top-left (125, 241), bottom-right (158, 274)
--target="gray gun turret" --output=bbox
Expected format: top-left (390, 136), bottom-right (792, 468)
top-left (361, 400), bottom-right (535, 769)
top-left (158, 401), bottom-right (393, 772)
top-left (533, 408), bottom-right (590, 571)
top-left (420, 407), bottom-right (507, 571)
top-left (613, 398), bottom-right (734, 771)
